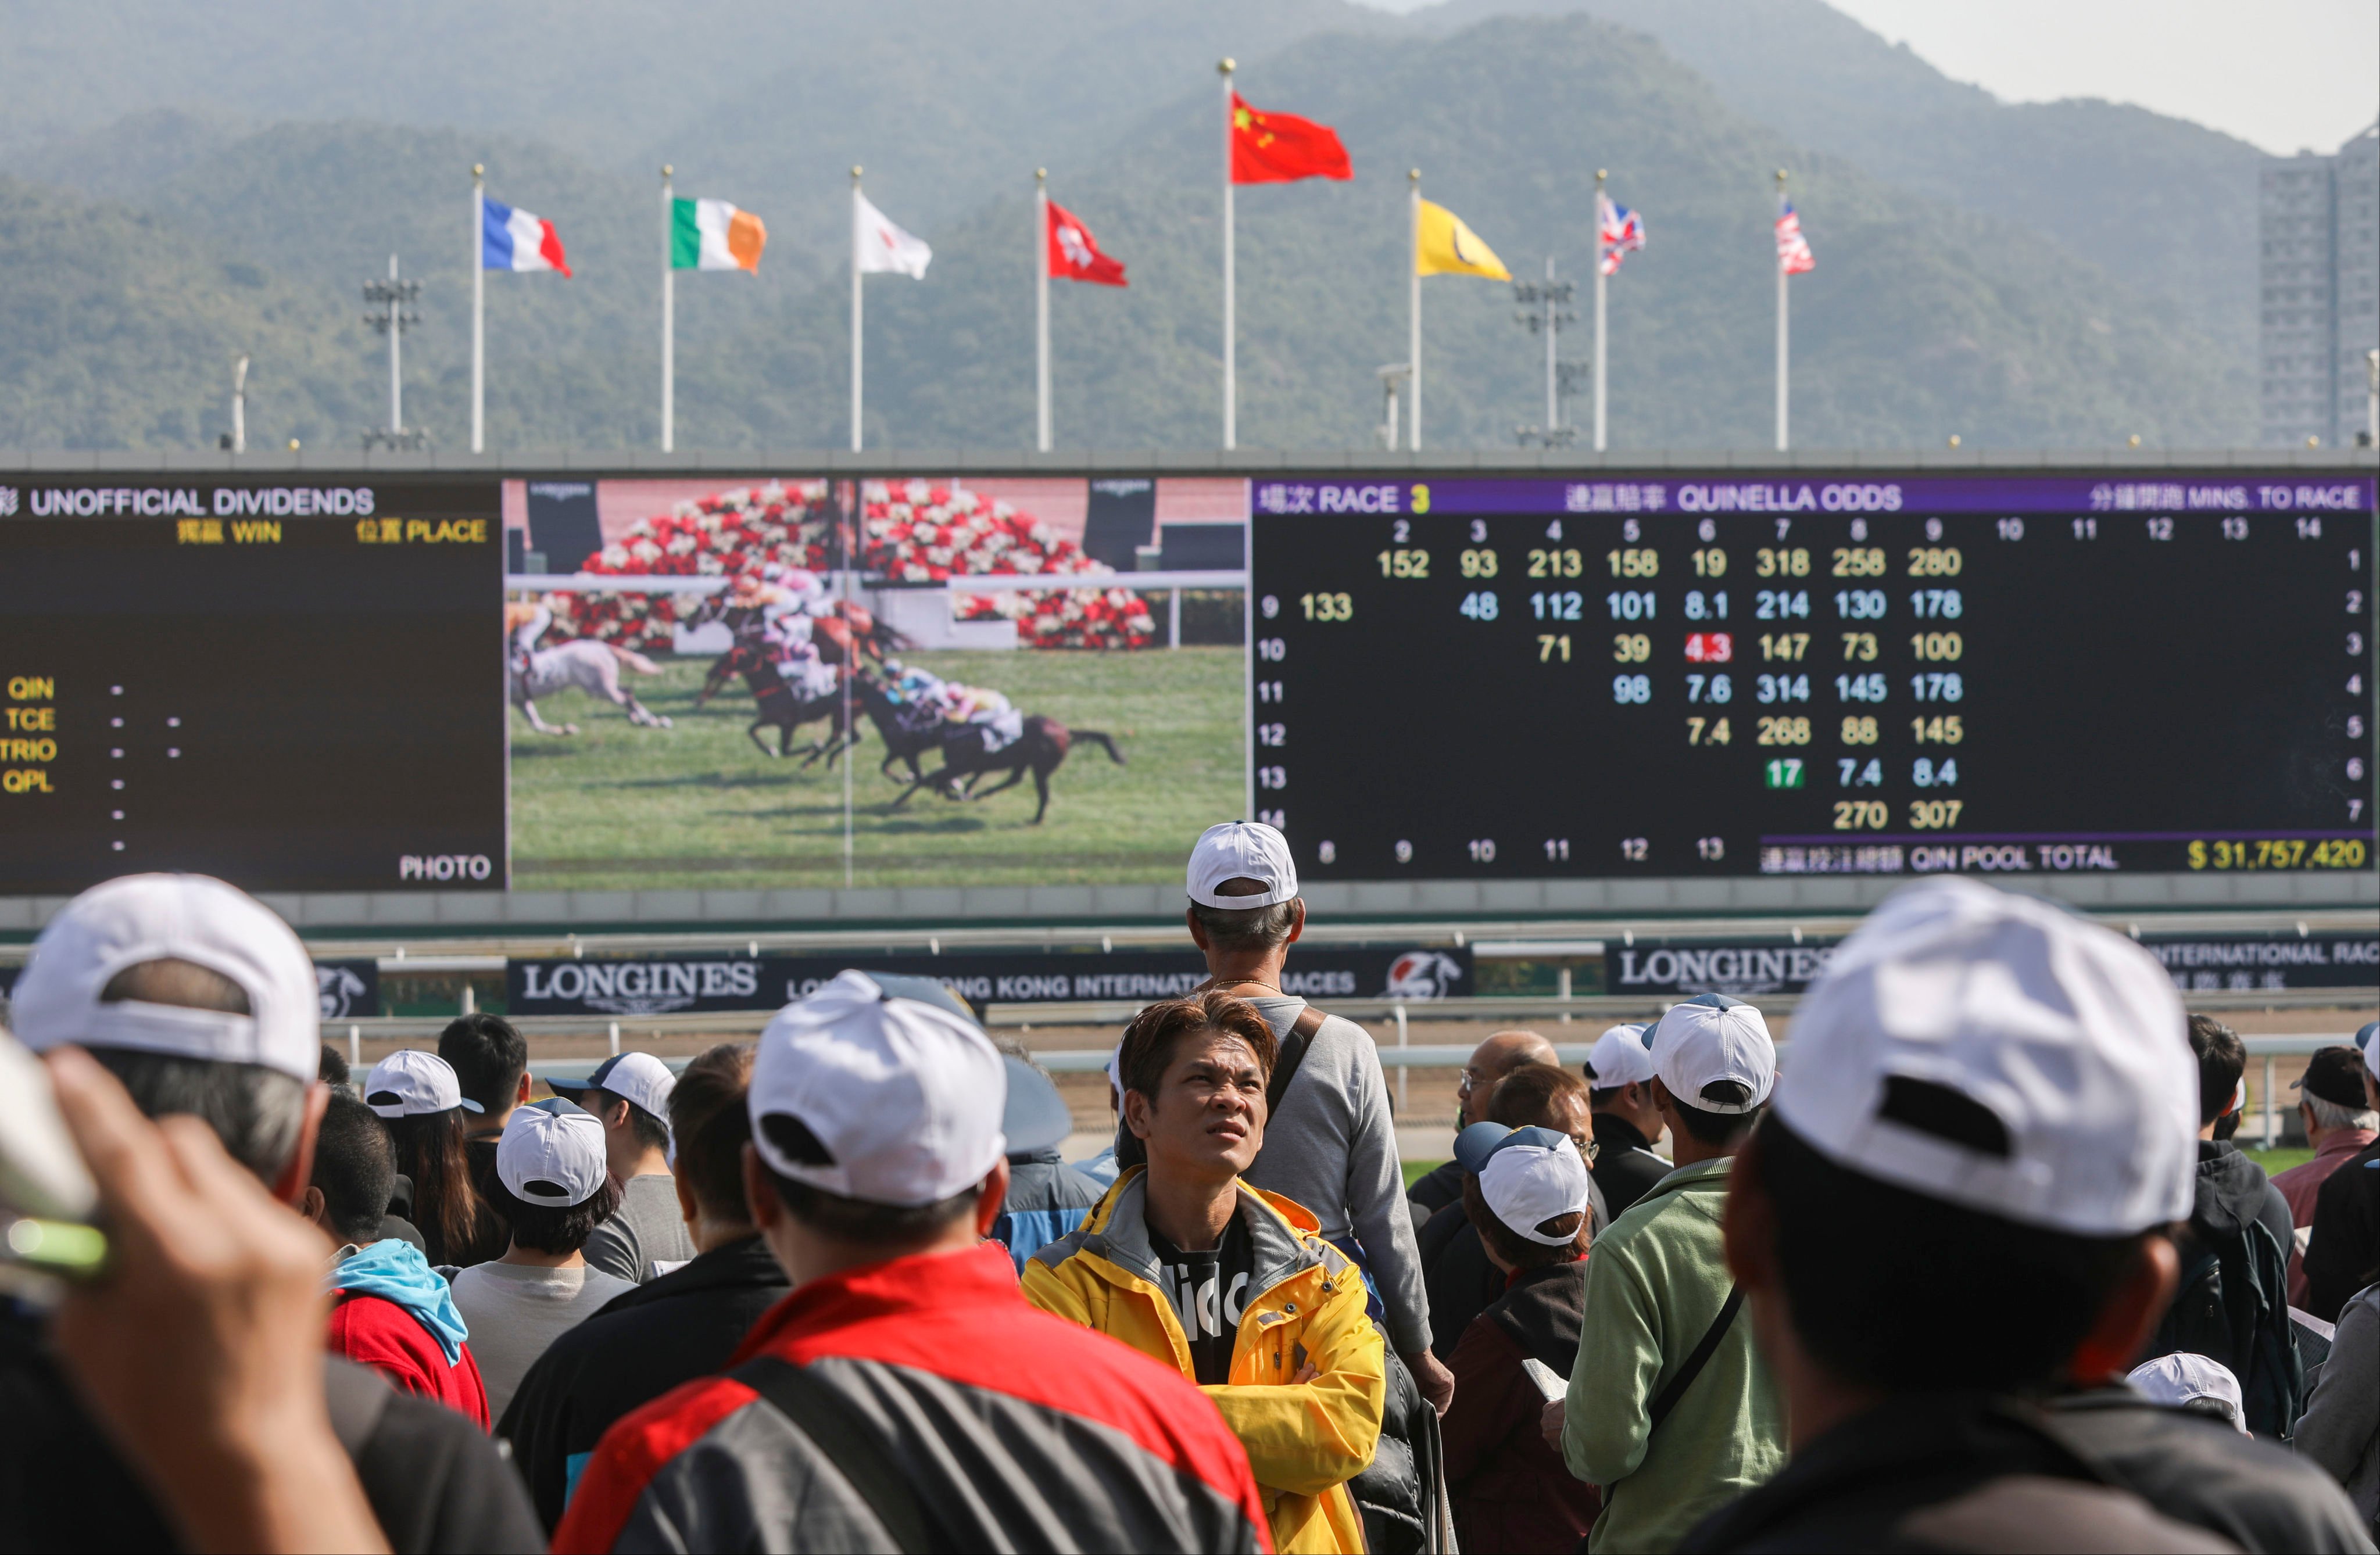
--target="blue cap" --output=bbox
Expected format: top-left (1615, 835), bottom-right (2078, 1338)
top-left (1000, 1054), bottom-right (1075, 1156)
top-left (1454, 1120), bottom-right (1572, 1175)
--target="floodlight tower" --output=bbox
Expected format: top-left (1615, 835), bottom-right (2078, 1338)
top-left (1512, 257), bottom-right (1576, 447)
top-left (362, 255), bottom-right (425, 450)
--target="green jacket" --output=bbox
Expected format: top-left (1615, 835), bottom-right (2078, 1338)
top-left (1562, 1155), bottom-right (1786, 1554)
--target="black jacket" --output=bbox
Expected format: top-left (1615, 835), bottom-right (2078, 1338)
top-left (2306, 1136), bottom-right (2380, 1321)
top-left (2045, 1386), bottom-right (2373, 1553)
top-left (1409, 1158), bottom-right (1463, 1217)
top-left (497, 1234), bottom-right (790, 1532)
top-left (1588, 1112), bottom-right (1673, 1220)
top-left (0, 1305), bottom-right (540, 1553)
top-left (2139, 1140), bottom-right (2303, 1436)
top-left (1677, 1391), bottom-right (2244, 1554)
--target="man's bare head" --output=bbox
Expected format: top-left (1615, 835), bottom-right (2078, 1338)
top-left (1459, 1029), bottom-right (1558, 1128)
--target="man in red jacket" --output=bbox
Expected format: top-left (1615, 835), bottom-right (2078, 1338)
top-left (556, 971), bottom-right (1272, 1553)
top-left (307, 1090), bottom-right (493, 1426)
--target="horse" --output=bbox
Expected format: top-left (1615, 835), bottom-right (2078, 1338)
top-left (693, 642), bottom-right (860, 763)
top-left (683, 592), bottom-right (911, 669)
top-left (888, 715), bottom-right (1125, 825)
top-left (850, 671), bottom-right (963, 783)
top-left (511, 639), bottom-right (671, 735)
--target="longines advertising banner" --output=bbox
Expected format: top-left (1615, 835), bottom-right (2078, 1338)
top-left (505, 944), bottom-right (1473, 1017)
top-left (1608, 931), bottom-right (2379, 999)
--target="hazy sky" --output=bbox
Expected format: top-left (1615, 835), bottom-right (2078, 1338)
top-left (1827, 0), bottom-right (2378, 155)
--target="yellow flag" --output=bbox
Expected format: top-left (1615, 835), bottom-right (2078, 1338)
top-left (1415, 199), bottom-right (1510, 279)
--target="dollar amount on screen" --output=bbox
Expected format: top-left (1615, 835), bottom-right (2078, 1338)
top-left (2187, 839), bottom-right (2370, 870)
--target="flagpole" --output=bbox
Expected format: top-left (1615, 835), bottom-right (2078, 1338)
top-left (1775, 168), bottom-right (1789, 454)
top-left (1220, 58), bottom-right (1236, 452)
top-left (851, 166), bottom-right (865, 453)
top-left (1594, 169), bottom-right (1608, 454)
top-left (660, 164), bottom-right (675, 453)
top-left (1036, 169), bottom-right (1051, 453)
top-left (1408, 169), bottom-right (1422, 452)
top-left (471, 164), bottom-right (485, 453)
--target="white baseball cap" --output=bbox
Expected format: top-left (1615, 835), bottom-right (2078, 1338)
top-left (363, 1049), bottom-right (480, 1119)
top-left (1454, 1122), bottom-right (1591, 1246)
top-left (12, 873), bottom-right (319, 1083)
top-left (2358, 1021), bottom-right (2379, 1079)
top-left (749, 969), bottom-right (1007, 1207)
top-left (561, 1050), bottom-right (677, 1128)
top-left (2128, 1353), bottom-right (2247, 1433)
top-left (1651, 994), bottom-right (1776, 1115)
top-left (496, 1097), bottom-right (609, 1207)
top-left (1186, 821), bottom-right (1298, 909)
top-left (1585, 1023), bottom-right (1656, 1090)
top-left (1773, 879), bottom-right (2196, 1238)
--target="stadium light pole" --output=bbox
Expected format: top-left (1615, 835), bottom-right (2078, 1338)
top-left (2366, 347), bottom-right (2378, 447)
top-left (1512, 257), bottom-right (1576, 446)
top-left (362, 256), bottom-right (423, 450)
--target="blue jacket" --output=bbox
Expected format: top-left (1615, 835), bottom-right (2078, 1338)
top-left (992, 1148), bottom-right (1108, 1272)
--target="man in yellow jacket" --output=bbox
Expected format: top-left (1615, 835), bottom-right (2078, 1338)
top-left (1024, 991), bottom-right (1385, 1554)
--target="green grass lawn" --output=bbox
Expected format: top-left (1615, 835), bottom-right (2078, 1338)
top-left (510, 647), bottom-right (1241, 890)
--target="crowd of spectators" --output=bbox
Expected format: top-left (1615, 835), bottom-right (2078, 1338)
top-left (2, 833), bottom-right (2377, 1554)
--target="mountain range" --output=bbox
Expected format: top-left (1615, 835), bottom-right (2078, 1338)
top-left (0, 0), bottom-right (2267, 453)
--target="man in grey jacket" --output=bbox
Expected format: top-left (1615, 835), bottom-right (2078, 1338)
top-left (1178, 821), bottom-right (1453, 1413)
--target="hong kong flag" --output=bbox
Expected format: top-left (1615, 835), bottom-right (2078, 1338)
top-left (1047, 198), bottom-right (1127, 286)
top-left (1230, 91), bottom-right (1353, 184)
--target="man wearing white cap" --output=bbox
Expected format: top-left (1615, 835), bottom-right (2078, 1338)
top-left (1, 873), bottom-right (542, 1553)
top-left (555, 1051), bottom-right (696, 1284)
top-left (2304, 1023), bottom-right (2380, 1322)
top-left (1554, 993), bottom-right (1786, 1553)
top-left (1438, 1122), bottom-right (1602, 1551)
top-left (1583, 1022), bottom-right (1672, 1217)
top-left (448, 1099), bottom-right (634, 1418)
top-left (1170, 821), bottom-right (1451, 1414)
top-left (555, 970), bottom-right (1271, 1554)
top-left (1681, 879), bottom-right (2368, 1553)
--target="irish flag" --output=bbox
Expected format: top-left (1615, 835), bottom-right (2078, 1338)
top-left (671, 198), bottom-right (766, 272)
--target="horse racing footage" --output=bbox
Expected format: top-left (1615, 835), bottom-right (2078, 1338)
top-left (502, 476), bottom-right (1241, 891)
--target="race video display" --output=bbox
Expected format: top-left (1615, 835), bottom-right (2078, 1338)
top-left (0, 478), bottom-right (504, 894)
top-left (503, 474), bottom-right (1245, 892)
top-left (1250, 472), bottom-right (2375, 881)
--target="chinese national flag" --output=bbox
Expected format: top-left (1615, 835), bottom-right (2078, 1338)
top-left (1047, 198), bottom-right (1128, 286)
top-left (1230, 92), bottom-right (1353, 184)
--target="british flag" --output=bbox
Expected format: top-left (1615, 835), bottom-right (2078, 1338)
top-left (1776, 199), bottom-right (1815, 275)
top-left (1598, 192), bottom-right (1645, 276)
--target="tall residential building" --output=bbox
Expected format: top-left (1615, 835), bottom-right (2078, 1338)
top-left (2259, 124), bottom-right (2379, 447)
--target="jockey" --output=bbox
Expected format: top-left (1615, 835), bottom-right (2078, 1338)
top-left (504, 599), bottom-right (553, 677)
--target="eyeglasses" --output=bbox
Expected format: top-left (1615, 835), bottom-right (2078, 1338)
top-left (1576, 1135), bottom-right (1601, 1163)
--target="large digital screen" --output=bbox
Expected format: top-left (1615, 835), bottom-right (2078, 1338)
top-left (0, 478), bottom-right (504, 893)
top-left (499, 474), bottom-right (1244, 893)
top-left (1250, 472), bottom-right (2375, 882)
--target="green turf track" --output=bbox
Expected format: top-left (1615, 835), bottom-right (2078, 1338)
top-left (509, 646), bottom-right (1242, 890)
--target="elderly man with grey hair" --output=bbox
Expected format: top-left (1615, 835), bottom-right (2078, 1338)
top-left (1167, 821), bottom-right (1454, 1415)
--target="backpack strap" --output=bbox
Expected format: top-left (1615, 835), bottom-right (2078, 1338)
top-left (732, 1355), bottom-right (944, 1554)
top-left (1267, 1004), bottom-right (1326, 1115)
top-left (1647, 1284), bottom-right (1745, 1434)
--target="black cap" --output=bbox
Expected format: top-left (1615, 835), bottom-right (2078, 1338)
top-left (2293, 1046), bottom-right (2372, 1111)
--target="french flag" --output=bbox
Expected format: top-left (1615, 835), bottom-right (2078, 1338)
top-left (482, 196), bottom-right (570, 277)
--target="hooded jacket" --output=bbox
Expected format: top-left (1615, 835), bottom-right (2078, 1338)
top-left (1023, 1169), bottom-right (1386, 1554)
top-left (328, 1238), bottom-right (491, 1427)
top-left (1563, 1155), bottom-right (1787, 1553)
top-left (2139, 1140), bottom-right (2302, 1436)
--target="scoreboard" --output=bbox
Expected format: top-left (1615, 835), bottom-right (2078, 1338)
top-left (0, 479), bottom-right (504, 894)
top-left (1249, 472), bottom-right (2376, 883)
